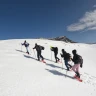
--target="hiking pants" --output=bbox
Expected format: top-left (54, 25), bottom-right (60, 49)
top-left (72, 64), bottom-right (80, 73)
top-left (65, 60), bottom-right (72, 70)
top-left (37, 51), bottom-right (44, 60)
top-left (54, 53), bottom-right (59, 62)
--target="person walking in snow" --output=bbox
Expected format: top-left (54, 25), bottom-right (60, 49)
top-left (71, 49), bottom-right (83, 78)
top-left (50, 46), bottom-right (60, 63)
top-left (22, 40), bottom-right (30, 54)
top-left (60, 49), bottom-right (72, 71)
top-left (33, 43), bottom-right (44, 62)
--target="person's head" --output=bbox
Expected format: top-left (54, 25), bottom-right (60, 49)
top-left (35, 43), bottom-right (37, 46)
top-left (72, 49), bottom-right (77, 55)
top-left (24, 40), bottom-right (26, 43)
top-left (62, 49), bottom-right (65, 53)
top-left (62, 49), bottom-right (66, 54)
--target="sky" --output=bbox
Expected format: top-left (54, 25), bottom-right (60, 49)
top-left (0, 39), bottom-right (96, 96)
top-left (0, 0), bottom-right (96, 43)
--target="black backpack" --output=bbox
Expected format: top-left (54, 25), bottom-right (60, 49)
top-left (66, 53), bottom-right (71, 61)
top-left (77, 55), bottom-right (83, 68)
top-left (40, 46), bottom-right (45, 50)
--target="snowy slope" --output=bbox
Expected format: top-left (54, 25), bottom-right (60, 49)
top-left (0, 39), bottom-right (96, 96)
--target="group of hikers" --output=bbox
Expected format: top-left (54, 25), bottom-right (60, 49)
top-left (21, 40), bottom-right (83, 79)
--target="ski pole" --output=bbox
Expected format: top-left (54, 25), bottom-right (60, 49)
top-left (29, 46), bottom-right (32, 54)
top-left (61, 56), bottom-right (63, 69)
top-left (33, 49), bottom-right (36, 58)
top-left (21, 43), bottom-right (22, 51)
top-left (51, 51), bottom-right (52, 61)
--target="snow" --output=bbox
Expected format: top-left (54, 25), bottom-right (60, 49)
top-left (0, 39), bottom-right (96, 96)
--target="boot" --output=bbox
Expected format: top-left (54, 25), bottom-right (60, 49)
top-left (75, 72), bottom-right (80, 78)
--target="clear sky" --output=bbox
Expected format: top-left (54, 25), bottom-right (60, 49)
top-left (0, 0), bottom-right (96, 43)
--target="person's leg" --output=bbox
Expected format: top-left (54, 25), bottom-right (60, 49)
top-left (72, 64), bottom-right (77, 72)
top-left (72, 64), bottom-right (80, 78)
top-left (26, 47), bottom-right (29, 54)
top-left (76, 64), bottom-right (80, 78)
top-left (39, 51), bottom-right (44, 60)
top-left (54, 53), bottom-right (57, 62)
top-left (65, 60), bottom-right (70, 70)
top-left (57, 56), bottom-right (60, 61)
top-left (76, 64), bottom-right (80, 73)
top-left (68, 63), bottom-right (72, 68)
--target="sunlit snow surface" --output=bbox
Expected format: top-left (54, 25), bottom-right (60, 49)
top-left (0, 39), bottom-right (96, 96)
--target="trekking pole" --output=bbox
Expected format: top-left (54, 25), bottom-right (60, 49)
top-left (61, 56), bottom-right (63, 70)
top-left (51, 51), bottom-right (52, 61)
top-left (29, 46), bottom-right (32, 54)
top-left (21, 43), bottom-right (22, 52)
top-left (33, 49), bottom-right (36, 58)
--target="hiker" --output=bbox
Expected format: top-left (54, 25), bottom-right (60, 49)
top-left (33, 43), bottom-right (45, 62)
top-left (50, 46), bottom-right (60, 63)
top-left (71, 49), bottom-right (83, 78)
top-left (22, 40), bottom-right (29, 54)
top-left (60, 49), bottom-right (72, 71)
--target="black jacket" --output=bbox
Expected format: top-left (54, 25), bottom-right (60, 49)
top-left (51, 47), bottom-right (58, 54)
top-left (22, 42), bottom-right (29, 47)
top-left (33, 44), bottom-right (41, 52)
top-left (61, 51), bottom-right (71, 61)
top-left (72, 54), bottom-right (81, 64)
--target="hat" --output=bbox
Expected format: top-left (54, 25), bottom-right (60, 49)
top-left (72, 49), bottom-right (77, 54)
top-left (35, 43), bottom-right (37, 45)
top-left (50, 46), bottom-right (52, 48)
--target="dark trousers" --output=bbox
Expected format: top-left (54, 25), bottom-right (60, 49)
top-left (54, 53), bottom-right (59, 62)
top-left (64, 60), bottom-right (72, 70)
top-left (37, 51), bottom-right (44, 61)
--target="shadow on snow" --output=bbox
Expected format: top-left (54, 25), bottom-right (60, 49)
top-left (45, 69), bottom-right (74, 79)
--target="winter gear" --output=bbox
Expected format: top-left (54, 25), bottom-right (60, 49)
top-left (61, 49), bottom-right (71, 61)
top-left (50, 47), bottom-right (60, 63)
top-left (61, 49), bottom-right (72, 70)
top-left (72, 49), bottom-right (77, 55)
top-left (75, 71), bottom-right (80, 78)
top-left (72, 54), bottom-right (83, 67)
top-left (65, 60), bottom-right (72, 71)
top-left (33, 43), bottom-right (44, 61)
top-left (74, 75), bottom-right (82, 82)
top-left (22, 40), bottom-right (30, 54)
top-left (72, 49), bottom-right (82, 78)
top-left (22, 40), bottom-right (29, 47)
top-left (40, 46), bottom-right (44, 50)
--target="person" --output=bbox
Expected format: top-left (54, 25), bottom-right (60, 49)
top-left (60, 49), bottom-right (72, 71)
top-left (33, 43), bottom-right (44, 61)
top-left (22, 40), bottom-right (29, 54)
top-left (50, 46), bottom-right (60, 63)
top-left (71, 49), bottom-right (82, 78)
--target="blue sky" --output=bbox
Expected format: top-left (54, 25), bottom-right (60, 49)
top-left (0, 0), bottom-right (96, 43)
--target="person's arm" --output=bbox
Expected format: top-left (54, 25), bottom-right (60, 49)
top-left (33, 46), bottom-right (36, 49)
top-left (72, 56), bottom-right (75, 62)
top-left (60, 53), bottom-right (64, 57)
top-left (22, 43), bottom-right (24, 45)
top-left (50, 47), bottom-right (54, 51)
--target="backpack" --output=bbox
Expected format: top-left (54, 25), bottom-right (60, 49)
top-left (25, 42), bottom-right (29, 47)
top-left (77, 55), bottom-right (83, 68)
top-left (27, 43), bottom-right (29, 47)
top-left (66, 53), bottom-right (71, 61)
top-left (40, 46), bottom-right (45, 50)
